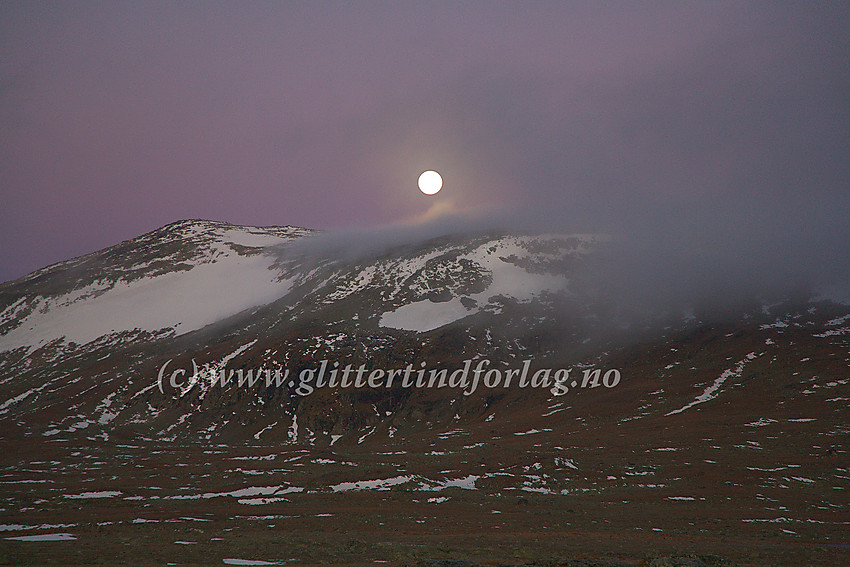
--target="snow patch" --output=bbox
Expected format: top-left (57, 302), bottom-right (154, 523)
top-left (666, 353), bottom-right (757, 416)
top-left (379, 298), bottom-right (471, 332)
top-left (5, 533), bottom-right (76, 542)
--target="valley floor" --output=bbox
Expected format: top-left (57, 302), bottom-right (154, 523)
top-left (0, 419), bottom-right (846, 566)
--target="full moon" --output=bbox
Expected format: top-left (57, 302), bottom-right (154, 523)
top-left (417, 170), bottom-right (443, 195)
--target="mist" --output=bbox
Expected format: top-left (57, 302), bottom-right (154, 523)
top-left (1, 3), bottom-right (847, 298)
top-left (274, 1), bottom-right (849, 325)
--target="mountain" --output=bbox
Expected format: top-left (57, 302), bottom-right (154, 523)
top-left (0, 219), bottom-right (608, 442)
top-left (0, 219), bottom-right (847, 566)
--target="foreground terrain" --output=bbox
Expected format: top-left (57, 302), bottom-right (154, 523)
top-left (1, 313), bottom-right (848, 566)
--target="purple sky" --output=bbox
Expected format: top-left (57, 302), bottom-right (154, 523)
top-left (1, 2), bottom-right (848, 285)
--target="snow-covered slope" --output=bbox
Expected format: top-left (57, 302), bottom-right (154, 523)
top-left (0, 220), bottom-right (314, 352)
top-left (0, 223), bottom-right (597, 353)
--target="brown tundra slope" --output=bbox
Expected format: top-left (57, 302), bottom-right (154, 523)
top-left (0, 220), bottom-right (847, 566)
